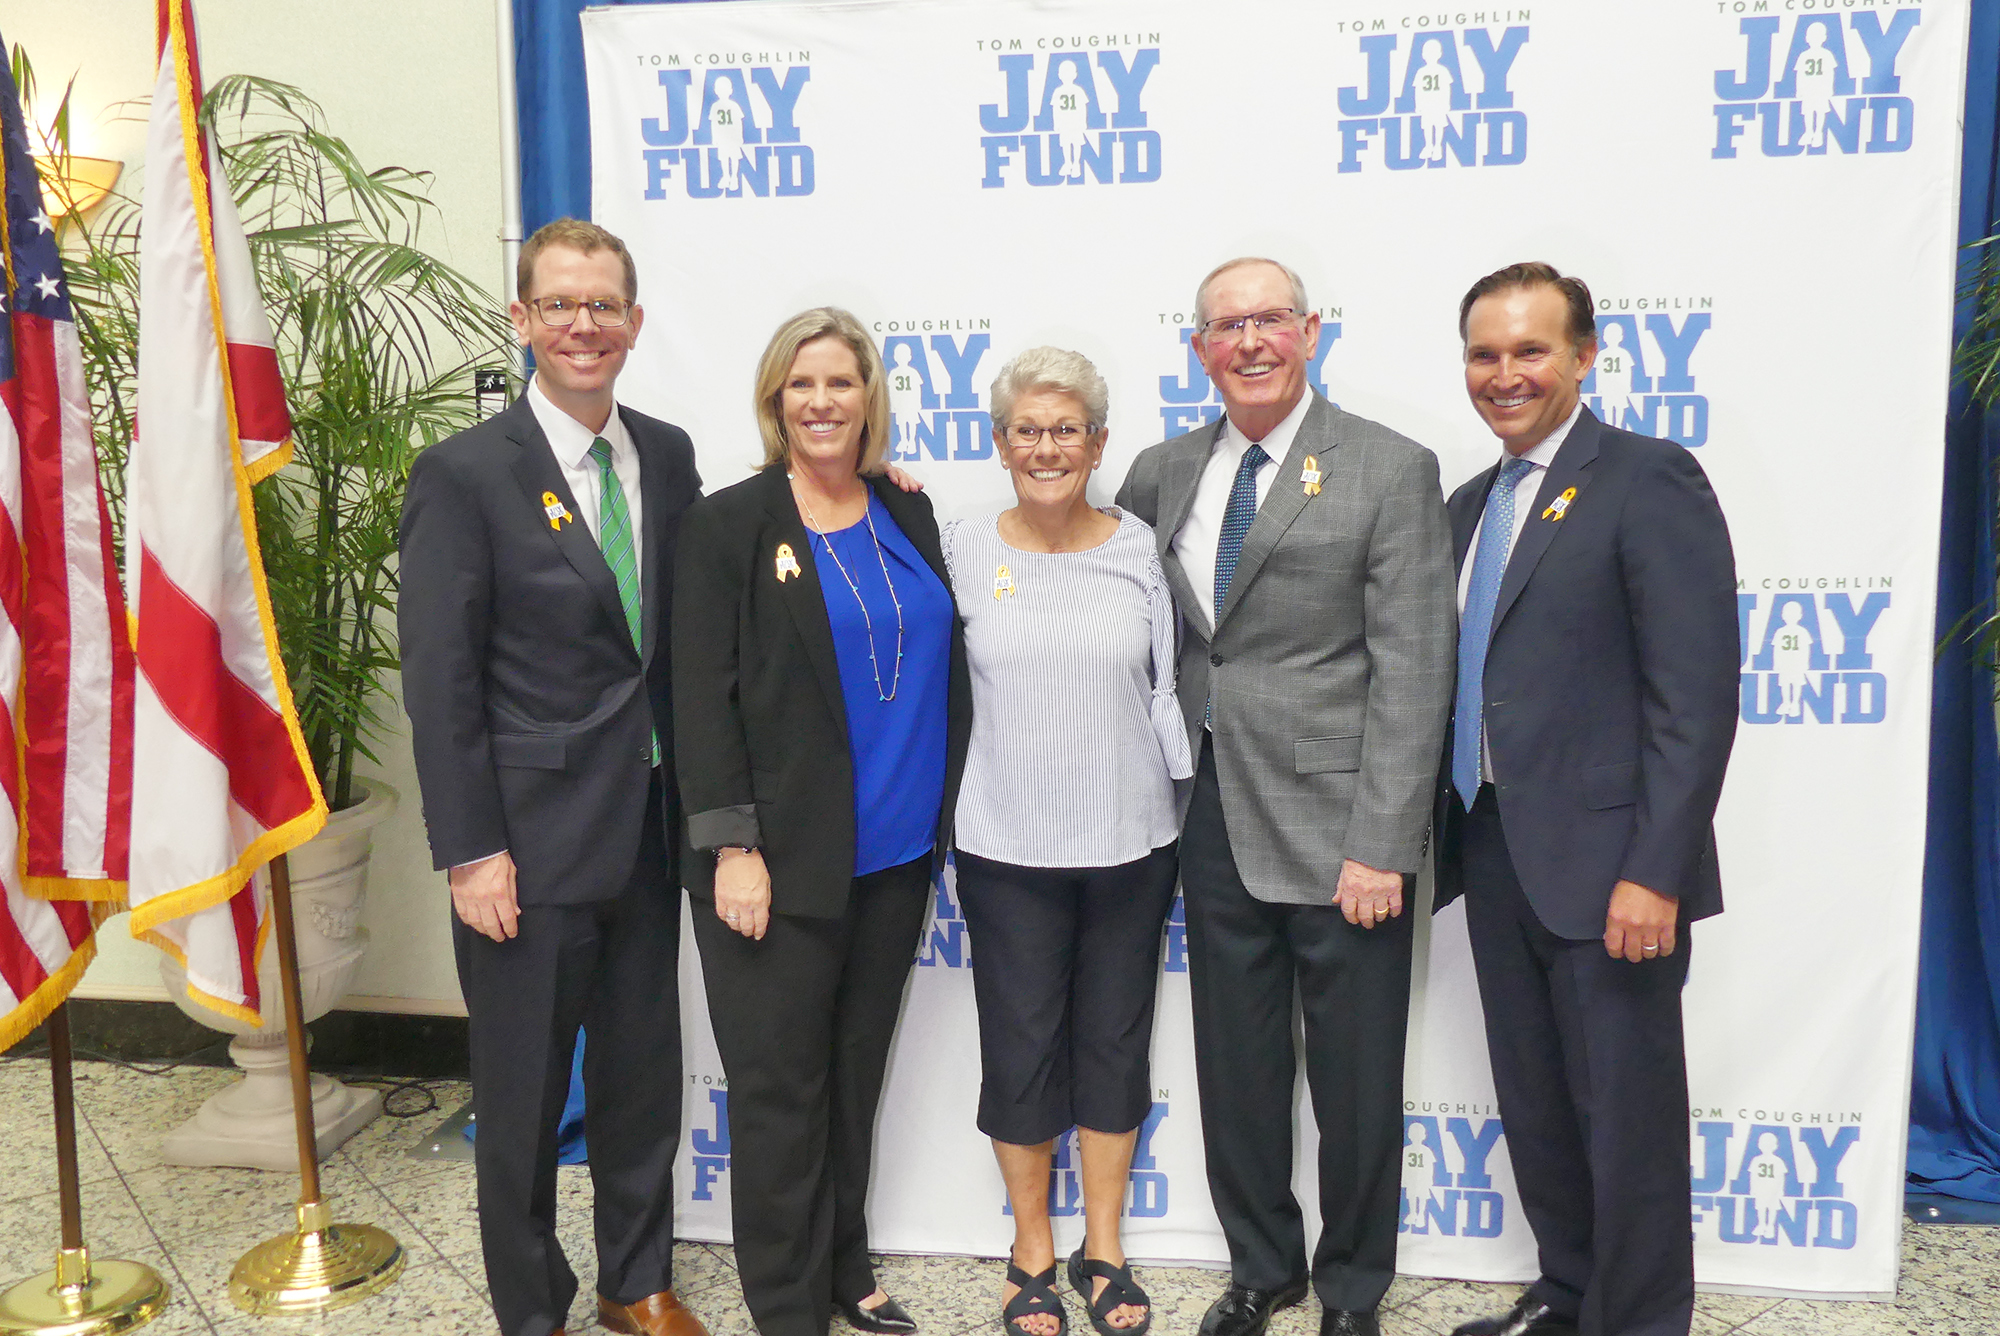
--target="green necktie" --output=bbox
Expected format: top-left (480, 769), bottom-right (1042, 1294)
top-left (590, 437), bottom-right (659, 765)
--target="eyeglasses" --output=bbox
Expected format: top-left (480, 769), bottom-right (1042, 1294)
top-left (1199, 307), bottom-right (1302, 340)
top-left (527, 296), bottom-right (633, 328)
top-left (1004, 422), bottom-right (1098, 449)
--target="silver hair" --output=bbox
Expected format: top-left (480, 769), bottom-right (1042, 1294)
top-left (988, 346), bottom-right (1110, 431)
top-left (1193, 257), bottom-right (1311, 327)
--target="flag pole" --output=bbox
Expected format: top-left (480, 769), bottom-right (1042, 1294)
top-left (0, 1002), bottom-right (170, 1335)
top-left (225, 854), bottom-right (403, 1316)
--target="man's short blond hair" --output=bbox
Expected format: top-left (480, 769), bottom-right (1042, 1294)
top-left (516, 218), bottom-right (638, 301)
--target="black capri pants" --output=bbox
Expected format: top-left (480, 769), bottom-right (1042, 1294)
top-left (954, 843), bottom-right (1180, 1146)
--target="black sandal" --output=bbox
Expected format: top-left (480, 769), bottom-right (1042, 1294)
top-left (1065, 1248), bottom-right (1150, 1336)
top-left (1001, 1260), bottom-right (1067, 1336)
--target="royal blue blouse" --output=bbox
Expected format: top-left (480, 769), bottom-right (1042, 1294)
top-left (813, 490), bottom-right (952, 876)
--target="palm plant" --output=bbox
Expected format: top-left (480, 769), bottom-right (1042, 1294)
top-left (23, 52), bottom-right (514, 809)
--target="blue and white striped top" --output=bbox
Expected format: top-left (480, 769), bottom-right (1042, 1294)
top-left (943, 508), bottom-right (1194, 869)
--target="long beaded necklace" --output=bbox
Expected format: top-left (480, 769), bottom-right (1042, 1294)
top-left (791, 475), bottom-right (905, 701)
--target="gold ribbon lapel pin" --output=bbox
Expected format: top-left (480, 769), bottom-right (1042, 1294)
top-left (1301, 454), bottom-right (1323, 497)
top-left (994, 563), bottom-right (1016, 599)
top-left (1541, 486), bottom-right (1577, 522)
top-left (543, 491), bottom-right (573, 531)
top-left (775, 542), bottom-right (802, 582)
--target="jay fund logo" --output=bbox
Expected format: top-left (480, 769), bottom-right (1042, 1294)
top-left (879, 330), bottom-right (997, 465)
top-left (1399, 1114), bottom-right (1507, 1239)
top-left (688, 1086), bottom-right (732, 1199)
top-left (1691, 1118), bottom-right (1861, 1249)
top-left (978, 45), bottom-right (1163, 188)
top-left (1333, 21), bottom-right (1530, 173)
top-left (1736, 583), bottom-right (1892, 726)
top-left (1584, 305), bottom-right (1711, 449)
top-left (639, 63), bottom-right (815, 198)
top-left (1711, 11), bottom-right (1922, 158)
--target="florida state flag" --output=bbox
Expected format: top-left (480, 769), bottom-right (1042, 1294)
top-left (127, 0), bottom-right (325, 1025)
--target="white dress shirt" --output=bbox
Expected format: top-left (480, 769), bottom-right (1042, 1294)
top-left (456, 381), bottom-right (646, 871)
top-left (1456, 401), bottom-right (1585, 780)
top-left (1173, 389), bottom-right (1314, 633)
top-left (527, 375), bottom-right (645, 576)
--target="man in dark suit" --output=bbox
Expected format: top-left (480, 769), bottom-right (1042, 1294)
top-left (1435, 263), bottom-right (1738, 1336)
top-left (399, 219), bottom-right (707, 1336)
top-left (1118, 258), bottom-right (1457, 1336)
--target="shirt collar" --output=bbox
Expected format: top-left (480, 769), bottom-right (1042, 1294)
top-left (527, 374), bottom-right (628, 469)
top-left (1217, 387), bottom-right (1315, 462)
top-left (1505, 399), bottom-right (1586, 472)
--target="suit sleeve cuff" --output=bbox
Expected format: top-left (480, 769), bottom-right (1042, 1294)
top-left (687, 805), bottom-right (761, 852)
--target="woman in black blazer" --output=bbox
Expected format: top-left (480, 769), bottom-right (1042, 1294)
top-left (672, 307), bottom-right (970, 1336)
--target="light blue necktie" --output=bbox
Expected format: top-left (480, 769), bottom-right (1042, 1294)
top-left (1452, 456), bottom-right (1536, 808)
top-left (1207, 442), bottom-right (1269, 728)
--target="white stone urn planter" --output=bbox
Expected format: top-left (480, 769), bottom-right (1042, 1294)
top-left (157, 778), bottom-right (398, 1170)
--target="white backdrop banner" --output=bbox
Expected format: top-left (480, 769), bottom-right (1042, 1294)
top-left (585, 0), bottom-right (1971, 1298)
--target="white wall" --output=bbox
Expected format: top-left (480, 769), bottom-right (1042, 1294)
top-left (2, 0), bottom-right (513, 1013)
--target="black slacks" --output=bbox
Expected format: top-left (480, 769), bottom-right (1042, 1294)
top-left (690, 854), bottom-right (932, 1336)
top-left (453, 771), bottom-right (682, 1336)
top-left (955, 844), bottom-right (1179, 1145)
top-left (1460, 785), bottom-right (1694, 1336)
top-left (1181, 735), bottom-right (1413, 1312)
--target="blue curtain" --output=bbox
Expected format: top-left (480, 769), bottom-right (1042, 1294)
top-left (514, 0), bottom-right (709, 234)
top-left (1909, 0), bottom-right (2000, 1204)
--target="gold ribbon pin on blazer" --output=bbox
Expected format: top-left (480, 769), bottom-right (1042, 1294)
top-left (543, 491), bottom-right (572, 531)
top-left (775, 542), bottom-right (802, 582)
top-left (1300, 454), bottom-right (1323, 497)
top-left (994, 563), bottom-right (1016, 599)
top-left (1541, 486), bottom-right (1577, 522)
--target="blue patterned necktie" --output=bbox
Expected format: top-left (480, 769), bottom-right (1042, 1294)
top-left (1452, 456), bottom-right (1536, 808)
top-left (1208, 441), bottom-right (1269, 727)
top-left (590, 437), bottom-right (660, 766)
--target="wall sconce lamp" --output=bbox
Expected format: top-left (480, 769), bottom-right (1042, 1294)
top-left (32, 153), bottom-right (123, 223)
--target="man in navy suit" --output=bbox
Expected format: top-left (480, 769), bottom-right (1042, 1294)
top-left (401, 219), bottom-right (707, 1336)
top-left (1434, 264), bottom-right (1738, 1336)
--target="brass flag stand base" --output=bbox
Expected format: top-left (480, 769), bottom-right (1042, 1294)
top-left (0, 1006), bottom-right (169, 1336)
top-left (226, 1202), bottom-right (402, 1317)
top-left (0, 1249), bottom-right (170, 1336)
top-left (225, 855), bottom-right (403, 1316)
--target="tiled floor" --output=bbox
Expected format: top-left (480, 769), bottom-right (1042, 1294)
top-left (1, 1057), bottom-right (1996, 1335)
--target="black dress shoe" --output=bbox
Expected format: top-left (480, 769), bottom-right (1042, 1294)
top-left (1319, 1309), bottom-right (1380, 1336)
top-left (1449, 1295), bottom-right (1578, 1336)
top-left (840, 1295), bottom-right (918, 1334)
top-left (1197, 1281), bottom-right (1309, 1336)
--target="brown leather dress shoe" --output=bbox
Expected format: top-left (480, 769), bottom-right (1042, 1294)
top-left (598, 1290), bottom-right (710, 1336)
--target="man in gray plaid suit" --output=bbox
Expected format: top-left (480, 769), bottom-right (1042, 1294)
top-left (1118, 258), bottom-right (1456, 1336)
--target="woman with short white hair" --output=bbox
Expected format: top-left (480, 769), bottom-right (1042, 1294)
top-left (943, 346), bottom-right (1192, 1336)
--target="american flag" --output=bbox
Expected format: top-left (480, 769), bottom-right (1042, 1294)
top-left (0, 34), bottom-right (139, 1051)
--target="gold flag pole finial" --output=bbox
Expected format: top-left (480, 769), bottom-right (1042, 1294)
top-left (0, 1003), bottom-right (172, 1335)
top-left (225, 854), bottom-right (404, 1316)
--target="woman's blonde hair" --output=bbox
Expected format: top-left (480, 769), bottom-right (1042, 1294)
top-left (752, 308), bottom-right (892, 475)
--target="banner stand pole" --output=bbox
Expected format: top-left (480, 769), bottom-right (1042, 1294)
top-left (0, 1002), bottom-right (171, 1335)
top-left (226, 853), bottom-right (404, 1317)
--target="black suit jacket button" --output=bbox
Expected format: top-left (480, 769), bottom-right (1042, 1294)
top-left (1210, 653), bottom-right (1223, 667)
